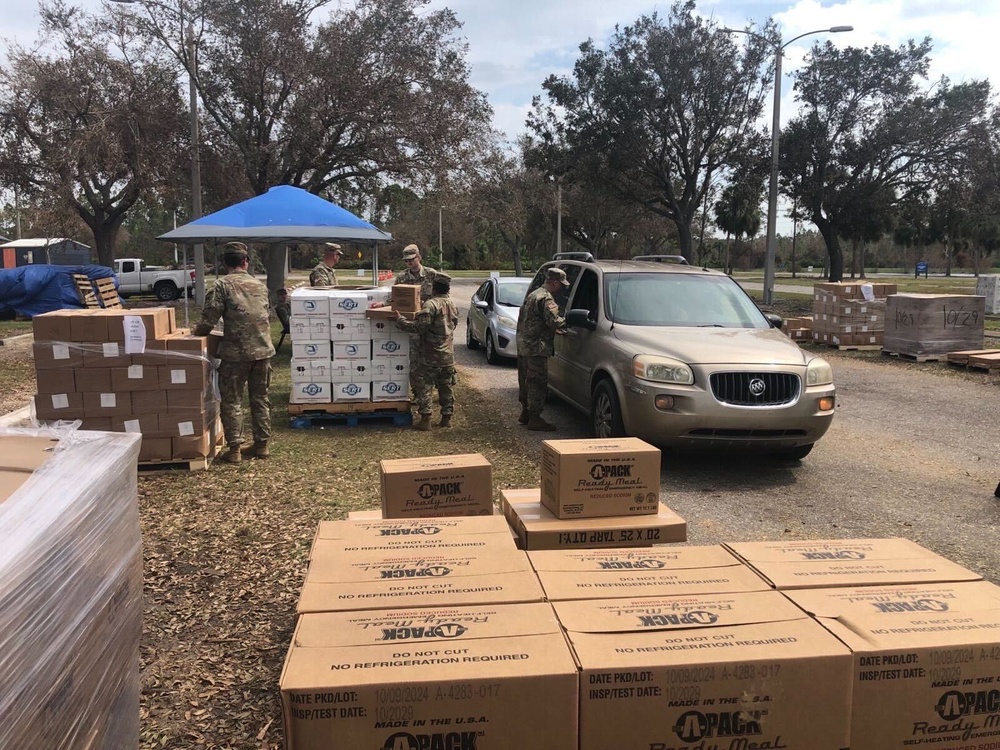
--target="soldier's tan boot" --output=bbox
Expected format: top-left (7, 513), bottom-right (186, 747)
top-left (219, 445), bottom-right (242, 464)
top-left (518, 408), bottom-right (529, 425)
top-left (414, 415), bottom-right (432, 431)
top-left (250, 441), bottom-right (270, 459)
top-left (525, 414), bottom-right (557, 432)
top-left (438, 414), bottom-right (452, 428)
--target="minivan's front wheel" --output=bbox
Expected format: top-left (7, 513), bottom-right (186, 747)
top-left (592, 379), bottom-right (625, 438)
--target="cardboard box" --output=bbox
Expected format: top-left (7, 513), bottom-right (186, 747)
top-left (528, 545), bottom-right (771, 601)
top-left (330, 362), bottom-right (372, 384)
top-left (291, 360), bottom-right (333, 385)
top-left (329, 316), bottom-right (371, 342)
top-left (69, 309), bottom-right (109, 342)
top-left (159, 409), bottom-right (210, 438)
top-left (164, 332), bottom-right (208, 357)
top-left (392, 284), bottom-right (421, 312)
top-left (82, 391), bottom-right (132, 418)
top-left (81, 341), bottom-right (131, 368)
top-left (280, 603), bottom-right (579, 750)
top-left (328, 291), bottom-right (370, 316)
top-left (131, 389), bottom-right (168, 415)
top-left (289, 288), bottom-right (330, 317)
top-left (139, 437), bottom-right (173, 462)
top-left (364, 306), bottom-right (398, 320)
top-left (74, 367), bottom-right (113, 393)
top-left (166, 389), bottom-right (212, 411)
top-left (157, 362), bottom-right (209, 391)
top-left (128, 338), bottom-right (168, 367)
top-left (32, 342), bottom-right (83, 370)
top-left (79, 417), bottom-right (114, 432)
top-left (291, 340), bottom-right (331, 361)
top-left (102, 308), bottom-right (173, 342)
top-left (380, 454), bottom-right (494, 519)
top-left (31, 310), bottom-right (75, 342)
top-left (501, 488), bottom-right (686, 550)
top-left (314, 515), bottom-right (516, 545)
top-left (297, 542), bottom-right (544, 614)
top-left (784, 581), bottom-right (1000, 750)
top-left (289, 382), bottom-right (332, 404)
top-left (372, 334), bottom-right (410, 358)
top-left (541, 438), bottom-right (660, 519)
top-left (553, 591), bottom-right (853, 750)
top-left (33, 392), bottom-right (84, 421)
top-left (35, 369), bottom-right (76, 395)
top-left (371, 378), bottom-right (409, 401)
top-left (725, 538), bottom-right (983, 590)
top-left (883, 293), bottom-right (986, 357)
top-left (111, 414), bottom-right (159, 435)
top-left (331, 341), bottom-right (371, 360)
top-left (110, 365), bottom-right (161, 392)
top-left (331, 381), bottom-right (371, 403)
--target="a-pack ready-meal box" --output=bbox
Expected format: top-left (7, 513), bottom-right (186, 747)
top-left (553, 590), bottom-right (853, 750)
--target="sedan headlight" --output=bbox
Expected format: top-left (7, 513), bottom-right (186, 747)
top-left (633, 355), bottom-right (694, 385)
top-left (806, 357), bottom-right (834, 386)
top-left (497, 314), bottom-right (517, 328)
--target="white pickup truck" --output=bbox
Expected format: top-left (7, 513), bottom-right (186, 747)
top-left (114, 258), bottom-right (196, 301)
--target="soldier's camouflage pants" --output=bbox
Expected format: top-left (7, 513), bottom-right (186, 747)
top-left (218, 358), bottom-right (272, 447)
top-left (517, 355), bottom-right (549, 415)
top-left (412, 365), bottom-right (456, 417)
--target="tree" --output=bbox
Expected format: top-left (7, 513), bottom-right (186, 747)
top-left (0, 2), bottom-right (188, 266)
top-left (526, 1), bottom-right (772, 260)
top-left (781, 38), bottom-right (992, 281)
top-left (714, 176), bottom-right (763, 275)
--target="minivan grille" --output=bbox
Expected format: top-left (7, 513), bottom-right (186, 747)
top-left (710, 372), bottom-right (800, 406)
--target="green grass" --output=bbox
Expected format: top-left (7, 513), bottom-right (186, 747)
top-left (0, 319), bottom-right (33, 338)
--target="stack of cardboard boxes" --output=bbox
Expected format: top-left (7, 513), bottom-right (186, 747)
top-left (782, 315), bottom-right (813, 341)
top-left (882, 293), bottom-right (986, 358)
top-left (811, 281), bottom-right (896, 347)
top-left (1, 429), bottom-right (143, 748)
top-left (31, 308), bottom-right (219, 462)
top-left (288, 286), bottom-right (413, 405)
top-left (502, 437), bottom-right (687, 550)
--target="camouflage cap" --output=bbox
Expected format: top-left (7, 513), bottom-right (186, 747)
top-left (433, 271), bottom-right (453, 285)
top-left (546, 267), bottom-right (570, 286)
top-left (402, 244), bottom-right (420, 260)
top-left (224, 241), bottom-right (248, 254)
top-left (324, 242), bottom-right (343, 255)
top-left (222, 242), bottom-right (249, 266)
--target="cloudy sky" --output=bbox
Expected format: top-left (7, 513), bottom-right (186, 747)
top-left (3, 0), bottom-right (996, 233)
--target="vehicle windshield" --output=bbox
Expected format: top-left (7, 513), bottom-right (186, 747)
top-left (497, 280), bottom-right (530, 307)
top-left (604, 272), bottom-right (769, 327)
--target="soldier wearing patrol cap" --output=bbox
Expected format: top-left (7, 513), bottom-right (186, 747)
top-left (393, 244), bottom-right (438, 404)
top-left (516, 267), bottom-right (569, 431)
top-left (310, 243), bottom-right (343, 287)
top-left (394, 271), bottom-right (458, 431)
top-left (193, 242), bottom-right (275, 463)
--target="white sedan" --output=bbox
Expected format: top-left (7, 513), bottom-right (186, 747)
top-left (466, 276), bottom-right (531, 365)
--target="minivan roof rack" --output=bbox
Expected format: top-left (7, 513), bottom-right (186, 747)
top-left (552, 252), bottom-right (595, 262)
top-left (632, 254), bottom-right (689, 265)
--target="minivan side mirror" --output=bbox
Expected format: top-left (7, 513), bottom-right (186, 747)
top-left (764, 313), bottom-right (783, 329)
top-left (566, 309), bottom-right (597, 331)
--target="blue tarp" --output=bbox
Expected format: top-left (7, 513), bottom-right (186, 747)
top-left (0, 265), bottom-right (118, 318)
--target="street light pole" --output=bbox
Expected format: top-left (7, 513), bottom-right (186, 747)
top-left (723, 24), bottom-right (852, 305)
top-left (110, 0), bottom-right (204, 305)
top-left (556, 178), bottom-right (562, 256)
top-left (438, 206), bottom-right (443, 270)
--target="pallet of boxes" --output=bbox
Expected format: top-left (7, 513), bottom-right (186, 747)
top-left (286, 286), bottom-right (414, 424)
top-left (30, 308), bottom-right (222, 468)
top-left (811, 281), bottom-right (896, 349)
top-left (1, 428), bottom-right (143, 747)
top-left (882, 292), bottom-right (986, 361)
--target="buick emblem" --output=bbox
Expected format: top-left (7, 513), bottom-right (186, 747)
top-left (748, 378), bottom-right (766, 396)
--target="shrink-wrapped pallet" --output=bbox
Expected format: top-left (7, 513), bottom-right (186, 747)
top-left (0, 427), bottom-right (142, 749)
top-left (883, 293), bottom-right (986, 357)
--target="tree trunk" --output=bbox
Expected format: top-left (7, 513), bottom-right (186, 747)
top-left (511, 238), bottom-right (524, 277)
top-left (859, 241), bottom-right (867, 280)
top-left (944, 237), bottom-right (953, 277)
top-left (816, 220), bottom-right (844, 281)
top-left (849, 239), bottom-right (858, 279)
top-left (724, 234), bottom-right (732, 275)
top-left (263, 244), bottom-right (287, 302)
top-left (675, 218), bottom-right (694, 262)
top-left (90, 224), bottom-right (119, 268)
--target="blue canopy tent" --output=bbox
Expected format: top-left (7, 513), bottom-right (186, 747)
top-left (156, 185), bottom-right (394, 295)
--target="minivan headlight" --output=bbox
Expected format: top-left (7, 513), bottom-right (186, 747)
top-left (806, 357), bottom-right (834, 386)
top-left (633, 355), bottom-right (694, 385)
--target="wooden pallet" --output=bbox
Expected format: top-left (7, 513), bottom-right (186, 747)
top-left (94, 277), bottom-right (122, 308)
top-left (287, 400), bottom-right (410, 416)
top-left (947, 349), bottom-right (1000, 367)
top-left (881, 350), bottom-right (946, 363)
top-left (818, 344), bottom-right (882, 351)
top-left (72, 274), bottom-right (100, 308)
top-left (968, 352), bottom-right (1000, 372)
top-left (137, 454), bottom-right (216, 473)
top-left (289, 400), bottom-right (412, 429)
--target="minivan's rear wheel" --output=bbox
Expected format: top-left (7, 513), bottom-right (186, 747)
top-left (465, 319), bottom-right (478, 350)
top-left (592, 379), bottom-right (625, 438)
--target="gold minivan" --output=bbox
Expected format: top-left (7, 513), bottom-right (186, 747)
top-left (530, 256), bottom-right (836, 459)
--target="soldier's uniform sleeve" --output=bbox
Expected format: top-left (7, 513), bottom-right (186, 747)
top-left (396, 300), bottom-right (434, 334)
top-left (309, 267), bottom-right (323, 286)
top-left (193, 282), bottom-right (225, 335)
top-left (543, 294), bottom-right (566, 331)
top-left (276, 303), bottom-right (290, 329)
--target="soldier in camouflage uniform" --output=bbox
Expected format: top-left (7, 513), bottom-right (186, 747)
top-left (516, 267), bottom-right (569, 431)
top-left (193, 243), bottom-right (276, 464)
top-left (394, 271), bottom-right (458, 431)
top-left (309, 243), bottom-right (342, 286)
top-left (394, 244), bottom-right (437, 402)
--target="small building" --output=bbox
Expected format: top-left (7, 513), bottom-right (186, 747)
top-left (1, 238), bottom-right (94, 269)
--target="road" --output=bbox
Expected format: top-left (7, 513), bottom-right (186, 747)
top-left (448, 278), bottom-right (1000, 581)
